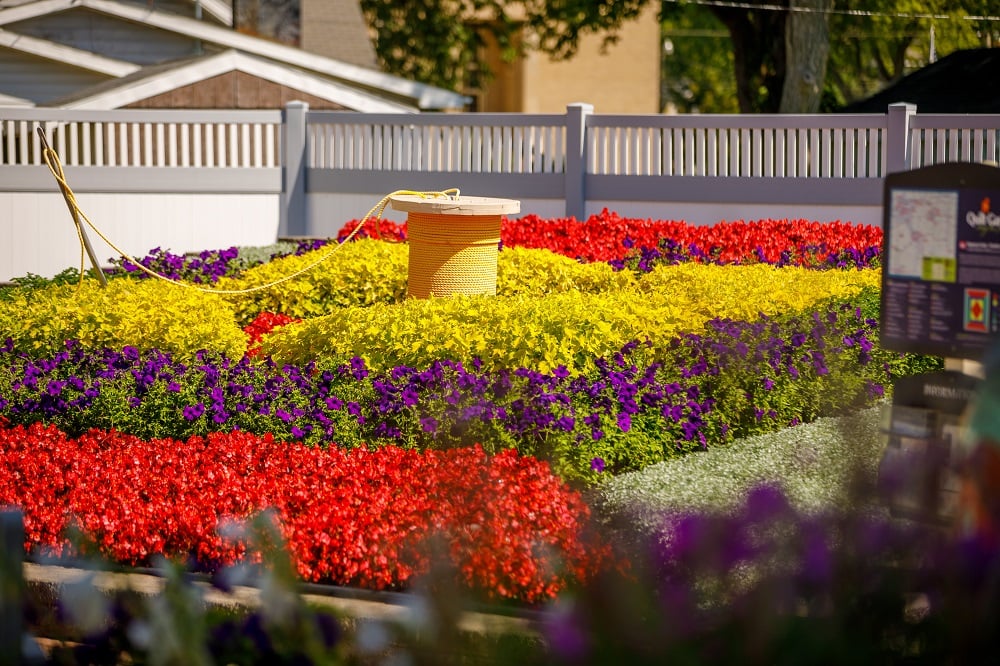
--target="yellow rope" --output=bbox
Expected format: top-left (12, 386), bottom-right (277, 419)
top-left (40, 140), bottom-right (458, 295)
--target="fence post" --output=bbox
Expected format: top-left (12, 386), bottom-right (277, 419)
top-left (280, 100), bottom-right (309, 237)
top-left (886, 102), bottom-right (916, 175)
top-left (565, 103), bottom-right (593, 221)
top-left (0, 508), bottom-right (24, 666)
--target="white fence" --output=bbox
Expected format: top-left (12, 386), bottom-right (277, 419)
top-left (2, 102), bottom-right (1000, 280)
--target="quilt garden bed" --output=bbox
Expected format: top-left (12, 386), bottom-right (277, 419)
top-left (6, 209), bottom-right (997, 663)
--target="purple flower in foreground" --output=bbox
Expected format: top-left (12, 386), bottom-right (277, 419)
top-left (590, 457), bottom-right (606, 472)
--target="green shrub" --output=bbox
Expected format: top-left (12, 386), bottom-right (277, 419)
top-left (263, 265), bottom-right (884, 374)
top-left (594, 405), bottom-right (886, 538)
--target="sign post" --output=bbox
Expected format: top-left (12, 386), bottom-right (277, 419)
top-left (878, 161), bottom-right (1000, 522)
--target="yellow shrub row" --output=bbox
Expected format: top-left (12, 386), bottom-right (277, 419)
top-left (262, 265), bottom-right (880, 372)
top-left (220, 241), bottom-right (633, 322)
top-left (0, 279), bottom-right (246, 359)
top-left (0, 240), bottom-right (880, 365)
top-left (261, 289), bottom-right (681, 373)
top-left (636, 263), bottom-right (882, 323)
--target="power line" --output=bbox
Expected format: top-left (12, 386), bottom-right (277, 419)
top-left (663, 0), bottom-right (1000, 22)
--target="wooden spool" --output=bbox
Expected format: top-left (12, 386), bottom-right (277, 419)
top-left (389, 194), bottom-right (521, 298)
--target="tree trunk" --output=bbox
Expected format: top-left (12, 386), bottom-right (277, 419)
top-left (712, 5), bottom-right (787, 113)
top-left (779, 0), bottom-right (833, 113)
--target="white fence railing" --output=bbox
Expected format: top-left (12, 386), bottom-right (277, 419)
top-left (2, 101), bottom-right (1000, 280)
top-left (306, 112), bottom-right (567, 174)
top-left (909, 114), bottom-right (1000, 168)
top-left (584, 113), bottom-right (892, 178)
top-left (2, 108), bottom-right (283, 168)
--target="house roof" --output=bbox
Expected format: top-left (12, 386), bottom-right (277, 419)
top-left (0, 0), bottom-right (471, 110)
top-left (0, 26), bottom-right (140, 77)
top-left (46, 49), bottom-right (417, 112)
top-left (840, 48), bottom-right (1000, 114)
top-left (0, 89), bottom-right (31, 105)
top-left (0, 0), bottom-right (232, 26)
top-left (182, 0), bottom-right (232, 26)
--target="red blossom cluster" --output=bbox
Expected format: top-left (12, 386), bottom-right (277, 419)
top-left (501, 210), bottom-right (685, 262)
top-left (243, 311), bottom-right (301, 358)
top-left (336, 217), bottom-right (408, 243)
top-left (502, 210), bottom-right (884, 263)
top-left (0, 422), bottom-right (605, 603)
top-left (336, 210), bottom-right (883, 265)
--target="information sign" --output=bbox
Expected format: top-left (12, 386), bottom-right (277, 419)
top-left (881, 162), bottom-right (1000, 360)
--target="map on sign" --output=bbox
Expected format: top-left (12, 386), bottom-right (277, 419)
top-left (887, 189), bottom-right (958, 280)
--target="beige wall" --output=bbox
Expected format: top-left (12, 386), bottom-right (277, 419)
top-left (299, 0), bottom-right (379, 70)
top-left (479, 5), bottom-right (661, 114)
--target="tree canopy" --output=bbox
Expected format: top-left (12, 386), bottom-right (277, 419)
top-left (663, 0), bottom-right (998, 113)
top-left (359, 0), bottom-right (648, 92)
top-left (241, 1), bottom-right (1000, 114)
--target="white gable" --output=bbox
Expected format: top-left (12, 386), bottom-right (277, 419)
top-left (60, 50), bottom-right (418, 113)
top-left (0, 43), bottom-right (111, 103)
top-left (7, 6), bottom-right (211, 65)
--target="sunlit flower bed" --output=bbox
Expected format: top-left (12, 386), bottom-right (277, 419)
top-left (0, 421), bottom-right (601, 603)
top-left (0, 211), bottom-right (933, 605)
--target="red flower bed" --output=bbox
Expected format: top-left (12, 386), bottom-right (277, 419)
top-left (0, 422), bottom-right (604, 603)
top-left (336, 210), bottom-right (882, 265)
top-left (243, 311), bottom-right (301, 357)
top-left (502, 210), bottom-right (883, 264)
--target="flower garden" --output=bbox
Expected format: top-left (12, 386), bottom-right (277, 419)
top-left (4, 208), bottom-right (999, 663)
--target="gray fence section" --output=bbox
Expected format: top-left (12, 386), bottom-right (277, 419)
top-left (3, 102), bottom-right (1000, 236)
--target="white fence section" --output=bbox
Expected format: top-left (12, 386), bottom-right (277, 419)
top-left (3, 102), bottom-right (1000, 280)
top-left (586, 114), bottom-right (893, 178)
top-left (1, 108), bottom-right (285, 281)
top-left (2, 108), bottom-right (283, 168)
top-left (909, 114), bottom-right (1000, 168)
top-left (307, 112), bottom-right (567, 173)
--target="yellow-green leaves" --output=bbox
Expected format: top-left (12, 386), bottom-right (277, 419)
top-left (0, 279), bottom-right (246, 360)
top-left (219, 239), bottom-right (410, 322)
top-left (636, 263), bottom-right (881, 326)
top-left (263, 289), bottom-right (679, 373)
top-left (262, 263), bottom-right (882, 373)
top-left (497, 246), bottom-right (636, 295)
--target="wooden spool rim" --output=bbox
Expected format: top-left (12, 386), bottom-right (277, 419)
top-left (388, 194), bottom-right (521, 216)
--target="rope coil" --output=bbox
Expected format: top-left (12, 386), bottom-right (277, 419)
top-left (405, 212), bottom-right (503, 298)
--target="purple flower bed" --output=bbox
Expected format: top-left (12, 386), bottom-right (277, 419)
top-left (610, 237), bottom-right (883, 273)
top-left (108, 239), bottom-right (328, 283)
top-left (0, 293), bottom-right (917, 480)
